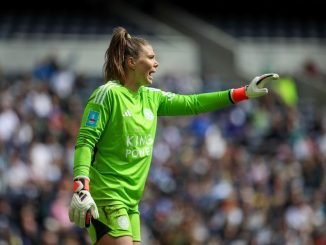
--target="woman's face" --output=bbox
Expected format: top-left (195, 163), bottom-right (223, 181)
top-left (133, 44), bottom-right (159, 86)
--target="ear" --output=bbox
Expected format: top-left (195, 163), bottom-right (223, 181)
top-left (127, 57), bottom-right (136, 70)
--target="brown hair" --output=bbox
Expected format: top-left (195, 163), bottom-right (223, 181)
top-left (103, 26), bottom-right (149, 84)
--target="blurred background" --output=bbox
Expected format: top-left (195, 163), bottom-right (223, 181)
top-left (1, 0), bottom-right (326, 244)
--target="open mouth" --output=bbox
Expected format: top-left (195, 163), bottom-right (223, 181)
top-left (149, 71), bottom-right (155, 80)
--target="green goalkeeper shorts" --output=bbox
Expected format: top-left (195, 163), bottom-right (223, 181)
top-left (88, 204), bottom-right (140, 244)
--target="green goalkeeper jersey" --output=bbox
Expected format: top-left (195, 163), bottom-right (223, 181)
top-left (74, 80), bottom-right (233, 207)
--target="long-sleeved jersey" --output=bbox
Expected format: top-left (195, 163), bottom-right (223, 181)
top-left (74, 80), bottom-right (233, 207)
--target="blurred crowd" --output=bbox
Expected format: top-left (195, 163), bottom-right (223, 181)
top-left (0, 56), bottom-right (326, 245)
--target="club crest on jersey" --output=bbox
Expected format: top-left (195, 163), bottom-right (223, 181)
top-left (86, 110), bottom-right (99, 127)
top-left (144, 108), bottom-right (154, 120)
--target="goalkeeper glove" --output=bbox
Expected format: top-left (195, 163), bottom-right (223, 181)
top-left (231, 73), bottom-right (279, 102)
top-left (68, 176), bottom-right (99, 228)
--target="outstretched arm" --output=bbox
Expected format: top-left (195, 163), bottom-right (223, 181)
top-left (157, 73), bottom-right (279, 116)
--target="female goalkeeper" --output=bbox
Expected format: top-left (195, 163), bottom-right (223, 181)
top-left (68, 26), bottom-right (279, 245)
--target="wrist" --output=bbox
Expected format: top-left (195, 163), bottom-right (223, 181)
top-left (73, 176), bottom-right (90, 192)
top-left (231, 86), bottom-right (248, 103)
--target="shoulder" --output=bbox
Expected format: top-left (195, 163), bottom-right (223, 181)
top-left (141, 86), bottom-right (176, 102)
top-left (142, 86), bottom-right (172, 97)
top-left (142, 86), bottom-right (176, 97)
top-left (141, 86), bottom-right (166, 100)
top-left (92, 81), bottom-right (121, 105)
top-left (142, 86), bottom-right (162, 93)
